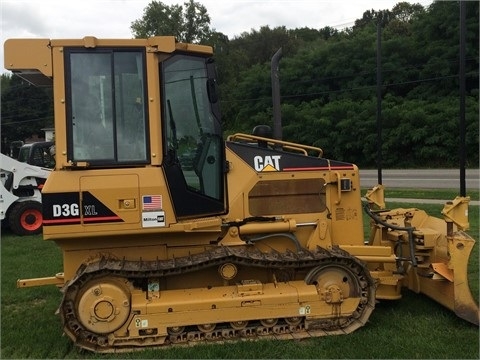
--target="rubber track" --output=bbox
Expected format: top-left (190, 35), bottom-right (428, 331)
top-left (59, 245), bottom-right (375, 353)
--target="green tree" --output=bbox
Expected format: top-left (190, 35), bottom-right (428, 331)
top-left (183, 0), bottom-right (211, 43)
top-left (130, 0), bottom-right (213, 43)
top-left (353, 8), bottom-right (393, 30)
top-left (1, 74), bottom-right (53, 149)
top-left (391, 2), bottom-right (425, 22)
top-left (386, 2), bottom-right (425, 36)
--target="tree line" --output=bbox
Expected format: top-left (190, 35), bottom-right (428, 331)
top-left (1, 0), bottom-right (478, 168)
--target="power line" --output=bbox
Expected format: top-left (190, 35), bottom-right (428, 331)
top-left (220, 71), bottom-right (479, 104)
top-left (1, 116), bottom-right (53, 127)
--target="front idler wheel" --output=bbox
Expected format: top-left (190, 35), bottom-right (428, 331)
top-left (76, 277), bottom-right (131, 335)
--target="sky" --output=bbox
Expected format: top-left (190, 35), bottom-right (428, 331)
top-left (1, 0), bottom-right (433, 74)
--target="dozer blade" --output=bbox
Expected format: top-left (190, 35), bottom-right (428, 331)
top-left (406, 228), bottom-right (479, 325)
top-left (367, 193), bottom-right (479, 325)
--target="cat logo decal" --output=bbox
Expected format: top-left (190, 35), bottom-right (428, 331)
top-left (253, 155), bottom-right (281, 172)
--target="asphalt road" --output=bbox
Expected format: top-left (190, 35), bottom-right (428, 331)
top-left (359, 169), bottom-right (479, 190)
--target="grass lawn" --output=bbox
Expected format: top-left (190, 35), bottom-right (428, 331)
top-left (1, 198), bottom-right (478, 359)
top-left (382, 188), bottom-right (480, 201)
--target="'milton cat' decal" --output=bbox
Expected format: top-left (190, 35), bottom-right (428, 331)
top-left (43, 191), bottom-right (123, 226)
top-left (227, 141), bottom-right (355, 172)
top-left (141, 195), bottom-right (166, 228)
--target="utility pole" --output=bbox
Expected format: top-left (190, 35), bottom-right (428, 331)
top-left (376, 22), bottom-right (382, 185)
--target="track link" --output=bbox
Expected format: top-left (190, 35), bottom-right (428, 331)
top-left (59, 245), bottom-right (375, 353)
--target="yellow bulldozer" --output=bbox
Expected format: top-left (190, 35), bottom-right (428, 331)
top-left (4, 36), bottom-right (478, 353)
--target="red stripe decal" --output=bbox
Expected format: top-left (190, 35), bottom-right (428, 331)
top-left (43, 218), bottom-right (81, 225)
top-left (282, 166), bottom-right (354, 171)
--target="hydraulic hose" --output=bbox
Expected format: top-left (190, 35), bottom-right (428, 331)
top-left (362, 202), bottom-right (417, 267)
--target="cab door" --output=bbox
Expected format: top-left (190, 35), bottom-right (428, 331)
top-left (161, 54), bottom-right (226, 218)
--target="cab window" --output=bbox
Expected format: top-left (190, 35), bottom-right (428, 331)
top-left (65, 49), bottom-right (148, 165)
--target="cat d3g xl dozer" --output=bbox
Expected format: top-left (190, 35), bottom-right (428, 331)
top-left (5, 37), bottom-right (478, 353)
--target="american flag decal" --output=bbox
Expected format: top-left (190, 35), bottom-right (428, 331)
top-left (142, 195), bottom-right (162, 210)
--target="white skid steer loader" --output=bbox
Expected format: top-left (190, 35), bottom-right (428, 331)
top-left (1, 154), bottom-right (51, 235)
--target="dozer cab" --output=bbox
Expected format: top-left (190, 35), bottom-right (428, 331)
top-left (4, 36), bottom-right (478, 353)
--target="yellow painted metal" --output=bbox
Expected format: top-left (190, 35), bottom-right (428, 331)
top-left (340, 245), bottom-right (398, 274)
top-left (127, 280), bottom-right (359, 335)
top-left (418, 231), bottom-right (478, 325)
top-left (227, 133), bottom-right (323, 157)
top-left (77, 278), bottom-right (132, 334)
top-left (4, 39), bottom-right (53, 80)
top-left (368, 204), bottom-right (479, 325)
top-left (370, 271), bottom-right (403, 300)
top-left (340, 245), bottom-right (393, 257)
top-left (218, 263), bottom-right (237, 280)
top-left (431, 263), bottom-right (454, 282)
top-left (238, 219), bottom-right (296, 235)
top-left (17, 273), bottom-right (64, 287)
top-left (442, 196), bottom-right (470, 231)
top-left (364, 184), bottom-right (386, 210)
